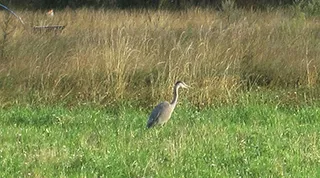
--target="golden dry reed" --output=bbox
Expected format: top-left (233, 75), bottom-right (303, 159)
top-left (0, 8), bottom-right (319, 107)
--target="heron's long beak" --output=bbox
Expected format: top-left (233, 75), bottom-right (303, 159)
top-left (184, 84), bottom-right (190, 89)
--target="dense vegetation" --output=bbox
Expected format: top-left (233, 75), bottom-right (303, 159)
top-left (0, 0), bottom-right (315, 9)
top-left (0, 7), bottom-right (320, 108)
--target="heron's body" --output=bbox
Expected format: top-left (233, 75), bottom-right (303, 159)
top-left (147, 101), bottom-right (173, 128)
top-left (146, 81), bottom-right (188, 128)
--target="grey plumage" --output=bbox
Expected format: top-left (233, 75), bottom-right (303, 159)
top-left (146, 81), bottom-right (189, 128)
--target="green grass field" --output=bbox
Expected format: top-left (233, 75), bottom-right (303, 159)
top-left (1, 97), bottom-right (320, 177)
top-left (1, 6), bottom-right (320, 177)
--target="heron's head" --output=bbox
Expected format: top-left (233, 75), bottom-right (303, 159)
top-left (175, 81), bottom-right (189, 89)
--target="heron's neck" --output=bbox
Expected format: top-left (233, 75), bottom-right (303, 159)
top-left (170, 85), bottom-right (179, 106)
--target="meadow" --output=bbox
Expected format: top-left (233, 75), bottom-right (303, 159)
top-left (1, 101), bottom-right (320, 177)
top-left (0, 6), bottom-right (320, 177)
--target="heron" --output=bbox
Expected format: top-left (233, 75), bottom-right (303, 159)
top-left (146, 81), bottom-right (189, 128)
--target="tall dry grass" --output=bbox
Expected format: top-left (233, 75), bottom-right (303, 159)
top-left (0, 8), bottom-right (319, 107)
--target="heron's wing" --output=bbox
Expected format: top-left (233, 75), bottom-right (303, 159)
top-left (147, 102), bottom-right (169, 128)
